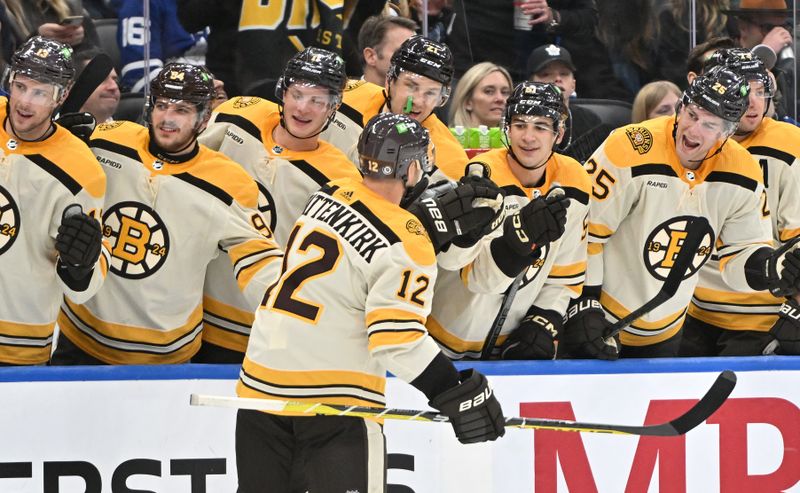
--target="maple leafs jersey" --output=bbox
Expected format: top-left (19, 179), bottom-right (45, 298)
top-left (198, 96), bottom-right (361, 352)
top-left (0, 99), bottom-right (108, 365)
top-left (586, 116), bottom-right (771, 347)
top-left (318, 80), bottom-right (468, 180)
top-left (426, 148), bottom-right (591, 359)
top-left (689, 117), bottom-right (800, 331)
top-left (57, 121), bottom-right (282, 364)
top-left (238, 178), bottom-right (442, 408)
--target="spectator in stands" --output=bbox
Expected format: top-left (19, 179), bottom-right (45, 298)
top-left (653, 0), bottom-right (732, 89)
top-left (176, 0), bottom-right (241, 96)
top-left (14, 0), bottom-right (100, 53)
top-left (448, 62), bottom-right (512, 128)
top-left (527, 44), bottom-right (610, 163)
top-left (595, 0), bottom-right (655, 95)
top-left (0, 1), bottom-right (28, 71)
top-left (357, 15), bottom-right (417, 86)
top-left (117, 0), bottom-right (207, 93)
top-left (74, 47), bottom-right (120, 123)
top-left (631, 81), bottom-right (682, 123)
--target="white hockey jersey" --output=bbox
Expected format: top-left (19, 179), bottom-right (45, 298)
top-left (0, 99), bottom-right (108, 364)
top-left (57, 121), bottom-right (282, 364)
top-left (319, 80), bottom-right (469, 181)
top-left (426, 148), bottom-right (591, 359)
top-left (198, 96), bottom-right (361, 352)
top-left (586, 116), bottom-right (770, 347)
top-left (689, 117), bottom-right (800, 331)
top-left (238, 178), bottom-right (442, 409)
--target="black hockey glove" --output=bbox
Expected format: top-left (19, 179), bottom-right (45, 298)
top-left (746, 239), bottom-right (800, 297)
top-left (500, 307), bottom-right (561, 360)
top-left (768, 297), bottom-right (800, 355)
top-left (56, 205), bottom-right (103, 280)
top-left (429, 369), bottom-right (506, 444)
top-left (55, 112), bottom-right (97, 143)
top-left (407, 177), bottom-right (504, 253)
top-left (561, 297), bottom-right (619, 360)
top-left (500, 190), bottom-right (569, 258)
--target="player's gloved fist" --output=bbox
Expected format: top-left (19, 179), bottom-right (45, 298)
top-left (777, 249), bottom-right (800, 295)
top-left (429, 369), bottom-right (505, 444)
top-left (451, 170), bottom-right (506, 248)
top-left (55, 112), bottom-right (96, 143)
top-left (56, 207), bottom-right (102, 279)
top-left (768, 297), bottom-right (800, 355)
top-left (501, 191), bottom-right (569, 257)
top-left (561, 297), bottom-right (619, 360)
top-left (500, 307), bottom-right (561, 360)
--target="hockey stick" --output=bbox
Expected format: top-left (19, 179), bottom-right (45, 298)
top-left (605, 216), bottom-right (710, 339)
top-left (480, 187), bottom-right (566, 359)
top-left (190, 370), bottom-right (735, 437)
top-left (60, 53), bottom-right (114, 114)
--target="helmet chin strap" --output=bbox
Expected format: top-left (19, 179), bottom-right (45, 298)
top-left (671, 113), bottom-right (731, 166)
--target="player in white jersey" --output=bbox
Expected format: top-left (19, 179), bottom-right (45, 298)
top-left (50, 63), bottom-right (283, 365)
top-left (578, 65), bottom-right (800, 358)
top-left (426, 82), bottom-right (587, 360)
top-left (0, 37), bottom-right (107, 365)
top-left (320, 35), bottom-right (469, 181)
top-left (236, 113), bottom-right (505, 493)
top-left (196, 47), bottom-right (360, 362)
top-left (684, 48), bottom-right (800, 355)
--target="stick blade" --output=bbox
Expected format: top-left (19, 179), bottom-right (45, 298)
top-left (666, 369), bottom-right (736, 435)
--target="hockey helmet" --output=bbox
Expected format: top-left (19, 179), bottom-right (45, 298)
top-left (4, 36), bottom-right (75, 98)
top-left (388, 35), bottom-right (454, 88)
top-left (358, 113), bottom-right (431, 182)
top-left (150, 63), bottom-right (216, 107)
top-left (503, 82), bottom-right (566, 131)
top-left (704, 48), bottom-right (773, 98)
top-left (682, 65), bottom-right (750, 123)
top-left (275, 47), bottom-right (347, 103)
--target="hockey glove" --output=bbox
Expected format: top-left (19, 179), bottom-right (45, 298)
top-left (429, 369), bottom-right (506, 444)
top-left (560, 297), bottom-right (619, 360)
top-left (407, 177), bottom-right (504, 253)
top-left (55, 112), bottom-right (97, 143)
top-left (768, 297), bottom-right (800, 355)
top-left (56, 205), bottom-right (103, 280)
top-left (500, 191), bottom-right (569, 258)
top-left (500, 307), bottom-right (561, 360)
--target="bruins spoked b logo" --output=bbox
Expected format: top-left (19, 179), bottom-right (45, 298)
top-left (0, 186), bottom-right (20, 255)
top-left (643, 216), bottom-right (714, 281)
top-left (520, 244), bottom-right (550, 289)
top-left (103, 202), bottom-right (169, 278)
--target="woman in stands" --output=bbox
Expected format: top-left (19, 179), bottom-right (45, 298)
top-left (631, 80), bottom-right (682, 122)
top-left (449, 62), bottom-right (513, 128)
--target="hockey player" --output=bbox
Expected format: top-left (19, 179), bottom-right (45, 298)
top-left (0, 37), bottom-right (107, 365)
top-left (195, 47), bottom-right (360, 361)
top-left (684, 48), bottom-right (800, 355)
top-left (51, 63), bottom-right (283, 365)
top-left (426, 82), bottom-right (587, 360)
top-left (236, 113), bottom-right (505, 493)
top-left (320, 35), bottom-right (468, 180)
top-left (576, 65), bottom-right (800, 358)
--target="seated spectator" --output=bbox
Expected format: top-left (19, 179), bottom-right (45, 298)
top-left (448, 62), bottom-right (512, 128)
top-left (527, 43), bottom-right (610, 162)
top-left (14, 0), bottom-right (100, 54)
top-left (117, 0), bottom-right (207, 93)
top-left (74, 48), bottom-right (121, 123)
top-left (357, 15), bottom-right (417, 86)
top-left (631, 80), bottom-right (682, 123)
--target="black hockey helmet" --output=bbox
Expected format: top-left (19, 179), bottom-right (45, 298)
top-left (704, 48), bottom-right (773, 97)
top-left (5, 36), bottom-right (75, 96)
top-left (388, 35), bottom-right (454, 88)
top-left (150, 63), bottom-right (216, 107)
top-left (682, 65), bottom-right (750, 123)
top-left (275, 47), bottom-right (347, 103)
top-left (358, 113), bottom-right (431, 182)
top-left (503, 82), bottom-right (566, 131)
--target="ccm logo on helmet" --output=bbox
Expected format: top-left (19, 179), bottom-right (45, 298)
top-left (458, 387), bottom-right (494, 412)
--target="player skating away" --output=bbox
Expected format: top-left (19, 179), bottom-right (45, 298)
top-left (51, 63), bottom-right (283, 365)
top-left (319, 35), bottom-right (468, 180)
top-left (196, 48), bottom-right (361, 362)
top-left (425, 82), bottom-right (588, 360)
top-left (0, 37), bottom-right (107, 365)
top-left (236, 113), bottom-right (505, 493)
top-left (579, 65), bottom-right (800, 358)
top-left (684, 48), bottom-right (800, 356)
